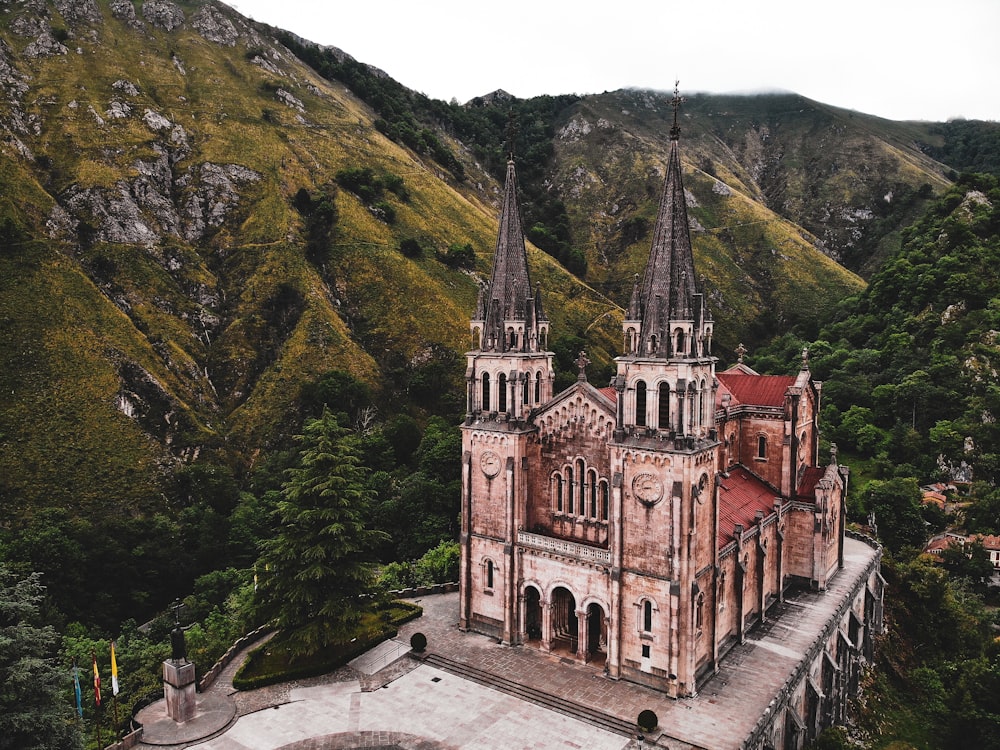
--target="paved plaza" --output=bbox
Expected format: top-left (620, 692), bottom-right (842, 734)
top-left (136, 537), bottom-right (878, 750)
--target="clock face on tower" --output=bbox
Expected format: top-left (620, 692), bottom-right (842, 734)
top-left (632, 472), bottom-right (664, 506)
top-left (480, 450), bottom-right (502, 478)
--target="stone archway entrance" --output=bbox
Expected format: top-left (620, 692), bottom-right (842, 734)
top-left (551, 587), bottom-right (577, 654)
top-left (585, 602), bottom-right (607, 667)
top-left (524, 586), bottom-right (542, 642)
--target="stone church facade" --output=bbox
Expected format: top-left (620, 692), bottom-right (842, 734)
top-left (458, 100), bottom-right (867, 705)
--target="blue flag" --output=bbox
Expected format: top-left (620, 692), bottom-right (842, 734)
top-left (72, 664), bottom-right (83, 719)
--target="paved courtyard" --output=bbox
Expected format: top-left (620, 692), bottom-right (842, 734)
top-left (137, 537), bottom-right (878, 750)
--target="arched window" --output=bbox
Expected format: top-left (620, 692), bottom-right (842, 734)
top-left (718, 571), bottom-right (726, 610)
top-left (485, 559), bottom-right (494, 590)
top-left (553, 474), bottom-right (564, 512)
top-left (695, 592), bottom-right (704, 631)
top-left (635, 380), bottom-right (647, 427)
top-left (509, 329), bottom-right (518, 349)
top-left (699, 378), bottom-right (707, 426)
top-left (481, 373), bottom-right (490, 412)
top-left (588, 469), bottom-right (598, 517)
top-left (643, 600), bottom-right (653, 632)
top-left (658, 382), bottom-right (670, 430)
top-left (676, 330), bottom-right (685, 356)
top-left (577, 459), bottom-right (586, 514)
top-left (649, 334), bottom-right (658, 355)
top-left (566, 467), bottom-right (574, 515)
top-left (534, 372), bottom-right (541, 403)
top-left (600, 481), bottom-right (610, 521)
top-left (522, 377), bottom-right (529, 405)
top-left (498, 373), bottom-right (507, 413)
top-left (757, 434), bottom-right (767, 460)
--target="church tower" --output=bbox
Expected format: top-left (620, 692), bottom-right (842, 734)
top-left (460, 156), bottom-right (555, 643)
top-left (609, 85), bottom-right (721, 695)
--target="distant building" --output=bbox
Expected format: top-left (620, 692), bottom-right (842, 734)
top-left (458, 92), bottom-right (882, 747)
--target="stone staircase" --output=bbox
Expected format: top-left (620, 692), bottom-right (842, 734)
top-left (421, 653), bottom-right (641, 739)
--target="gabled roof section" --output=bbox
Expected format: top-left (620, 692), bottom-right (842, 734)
top-left (718, 466), bottom-right (779, 548)
top-left (535, 378), bottom-right (617, 420)
top-left (716, 372), bottom-right (796, 409)
top-left (796, 466), bottom-right (826, 501)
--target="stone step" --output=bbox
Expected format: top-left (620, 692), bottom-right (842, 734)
top-left (422, 653), bottom-right (640, 738)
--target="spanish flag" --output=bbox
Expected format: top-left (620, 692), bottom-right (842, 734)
top-left (92, 651), bottom-right (101, 707)
top-left (110, 641), bottom-right (120, 696)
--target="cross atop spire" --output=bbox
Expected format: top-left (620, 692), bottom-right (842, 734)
top-left (669, 80), bottom-right (686, 141)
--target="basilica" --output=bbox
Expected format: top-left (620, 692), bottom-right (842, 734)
top-left (457, 97), bottom-right (848, 698)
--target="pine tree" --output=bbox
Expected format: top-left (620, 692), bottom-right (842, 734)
top-left (0, 565), bottom-right (82, 750)
top-left (256, 409), bottom-right (387, 655)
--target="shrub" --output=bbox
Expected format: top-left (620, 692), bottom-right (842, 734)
top-left (399, 238), bottom-right (423, 258)
top-left (637, 709), bottom-right (658, 732)
top-left (410, 632), bottom-right (427, 652)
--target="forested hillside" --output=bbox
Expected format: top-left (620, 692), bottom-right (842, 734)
top-left (753, 173), bottom-right (1000, 749)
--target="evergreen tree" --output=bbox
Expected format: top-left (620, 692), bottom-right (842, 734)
top-left (256, 409), bottom-right (387, 656)
top-left (0, 565), bottom-right (82, 750)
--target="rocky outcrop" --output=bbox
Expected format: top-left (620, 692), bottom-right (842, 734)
top-left (179, 163), bottom-right (261, 242)
top-left (141, 0), bottom-right (184, 31)
top-left (24, 31), bottom-right (69, 58)
top-left (109, 0), bottom-right (144, 29)
top-left (53, 0), bottom-right (103, 26)
top-left (191, 4), bottom-right (239, 46)
top-left (50, 151), bottom-right (261, 248)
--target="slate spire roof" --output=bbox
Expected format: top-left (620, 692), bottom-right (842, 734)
top-left (475, 157), bottom-right (547, 352)
top-left (632, 85), bottom-right (700, 350)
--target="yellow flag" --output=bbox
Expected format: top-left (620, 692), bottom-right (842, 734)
top-left (110, 641), bottom-right (119, 696)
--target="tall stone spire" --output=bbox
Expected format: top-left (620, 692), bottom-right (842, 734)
top-left (623, 83), bottom-right (708, 359)
top-left (473, 157), bottom-right (548, 353)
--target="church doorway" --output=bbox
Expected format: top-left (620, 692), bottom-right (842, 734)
top-left (524, 585), bottom-right (542, 642)
top-left (551, 587), bottom-right (577, 654)
top-left (586, 602), bottom-right (607, 666)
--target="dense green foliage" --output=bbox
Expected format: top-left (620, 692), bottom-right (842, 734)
top-left (256, 409), bottom-right (388, 655)
top-left (0, 566), bottom-right (82, 750)
top-left (758, 174), bottom-right (1000, 495)
top-left (922, 120), bottom-right (1000, 178)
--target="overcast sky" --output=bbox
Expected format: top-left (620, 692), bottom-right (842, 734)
top-left (228, 0), bottom-right (999, 123)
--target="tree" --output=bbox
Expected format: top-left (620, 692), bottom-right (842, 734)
top-left (256, 409), bottom-right (388, 655)
top-left (866, 477), bottom-right (927, 554)
top-left (0, 565), bottom-right (82, 750)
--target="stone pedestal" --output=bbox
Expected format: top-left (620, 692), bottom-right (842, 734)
top-left (162, 659), bottom-right (196, 723)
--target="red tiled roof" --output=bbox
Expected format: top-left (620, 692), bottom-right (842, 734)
top-left (598, 386), bottom-right (618, 404)
top-left (716, 372), bottom-right (796, 408)
top-left (796, 466), bottom-right (825, 501)
top-left (970, 534), bottom-right (1000, 551)
top-left (717, 467), bottom-right (779, 548)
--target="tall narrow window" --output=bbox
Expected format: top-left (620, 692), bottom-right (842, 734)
top-left (696, 593), bottom-right (704, 631)
top-left (636, 380), bottom-right (647, 427)
top-left (486, 559), bottom-right (494, 589)
top-left (757, 435), bottom-right (767, 460)
top-left (658, 383), bottom-right (670, 430)
top-left (555, 475), bottom-right (564, 512)
top-left (481, 373), bottom-right (490, 412)
top-left (643, 600), bottom-right (653, 632)
top-left (498, 374), bottom-right (507, 412)
top-left (522, 378), bottom-right (529, 405)
top-left (676, 331), bottom-right (685, 356)
top-left (601, 482), bottom-right (610, 521)
top-left (566, 467), bottom-right (574, 515)
top-left (589, 470), bottom-right (598, 517)
top-left (534, 372), bottom-right (541, 403)
top-left (577, 459), bottom-right (586, 514)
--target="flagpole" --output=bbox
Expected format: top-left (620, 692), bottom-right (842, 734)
top-left (111, 641), bottom-right (121, 736)
top-left (92, 650), bottom-right (102, 749)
